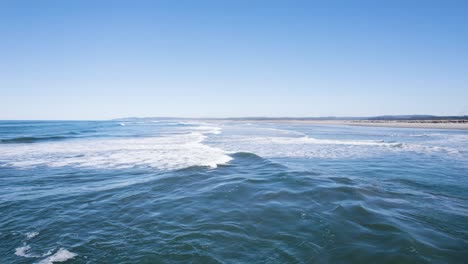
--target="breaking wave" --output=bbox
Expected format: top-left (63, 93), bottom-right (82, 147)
top-left (38, 248), bottom-right (77, 264)
top-left (210, 134), bottom-right (462, 159)
top-left (0, 132), bottom-right (231, 170)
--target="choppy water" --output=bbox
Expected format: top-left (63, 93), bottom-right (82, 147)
top-left (1, 120), bottom-right (467, 263)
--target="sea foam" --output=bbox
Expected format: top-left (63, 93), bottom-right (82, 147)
top-left (15, 245), bottom-right (37, 258)
top-left (212, 134), bottom-right (461, 159)
top-left (38, 248), bottom-right (77, 264)
top-left (0, 126), bottom-right (231, 170)
top-left (26, 231), bottom-right (39, 239)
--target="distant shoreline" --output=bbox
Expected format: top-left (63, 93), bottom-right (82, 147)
top-left (115, 116), bottom-right (468, 130)
top-left (214, 119), bottom-right (468, 130)
top-left (347, 120), bottom-right (468, 130)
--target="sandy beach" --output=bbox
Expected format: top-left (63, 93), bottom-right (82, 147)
top-left (219, 119), bottom-right (468, 130)
top-left (346, 120), bottom-right (468, 130)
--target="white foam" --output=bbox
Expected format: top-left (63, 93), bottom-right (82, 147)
top-left (14, 232), bottom-right (44, 259)
top-left (26, 231), bottom-right (39, 239)
top-left (400, 144), bottom-right (461, 155)
top-left (0, 132), bottom-right (231, 170)
top-left (173, 122), bottom-right (223, 134)
top-left (38, 248), bottom-right (77, 264)
top-left (212, 134), bottom-right (464, 159)
top-left (43, 248), bottom-right (55, 257)
top-left (15, 245), bottom-right (37, 257)
top-left (267, 136), bottom-right (402, 147)
top-left (1, 122), bottom-right (465, 169)
top-left (190, 126), bottom-right (222, 134)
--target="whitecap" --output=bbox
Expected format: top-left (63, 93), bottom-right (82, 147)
top-left (37, 248), bottom-right (77, 264)
top-left (15, 245), bottom-right (39, 258)
top-left (190, 125), bottom-right (222, 134)
top-left (15, 245), bottom-right (31, 257)
top-left (26, 231), bottom-right (39, 239)
top-left (268, 136), bottom-right (403, 147)
top-left (212, 133), bottom-right (465, 160)
top-left (0, 131), bottom-right (231, 170)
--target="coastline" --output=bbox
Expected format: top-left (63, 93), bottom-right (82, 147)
top-left (215, 119), bottom-right (468, 130)
top-left (346, 120), bottom-right (468, 130)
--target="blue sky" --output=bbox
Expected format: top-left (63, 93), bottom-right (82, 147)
top-left (1, 0), bottom-right (467, 119)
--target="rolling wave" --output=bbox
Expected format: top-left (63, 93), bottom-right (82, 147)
top-left (0, 132), bottom-right (231, 170)
top-left (0, 136), bottom-right (69, 144)
top-left (211, 134), bottom-right (464, 160)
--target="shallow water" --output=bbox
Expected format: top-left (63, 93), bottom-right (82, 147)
top-left (1, 120), bottom-right (467, 263)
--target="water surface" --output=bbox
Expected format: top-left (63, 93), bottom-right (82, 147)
top-left (1, 120), bottom-right (467, 263)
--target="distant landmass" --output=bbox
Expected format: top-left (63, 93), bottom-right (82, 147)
top-left (115, 115), bottom-right (468, 121)
top-left (366, 115), bottom-right (468, 121)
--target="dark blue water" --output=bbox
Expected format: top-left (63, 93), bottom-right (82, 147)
top-left (1, 120), bottom-right (467, 263)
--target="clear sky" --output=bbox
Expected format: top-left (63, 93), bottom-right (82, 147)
top-left (1, 0), bottom-right (467, 120)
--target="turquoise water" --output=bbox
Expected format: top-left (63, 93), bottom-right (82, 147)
top-left (1, 120), bottom-right (467, 263)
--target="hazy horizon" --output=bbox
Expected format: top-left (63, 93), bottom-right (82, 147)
top-left (2, 1), bottom-right (468, 119)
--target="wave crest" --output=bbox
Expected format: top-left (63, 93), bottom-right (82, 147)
top-left (0, 132), bottom-right (231, 170)
top-left (0, 136), bottom-right (68, 144)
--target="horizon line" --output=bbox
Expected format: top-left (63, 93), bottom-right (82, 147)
top-left (1, 114), bottom-right (468, 122)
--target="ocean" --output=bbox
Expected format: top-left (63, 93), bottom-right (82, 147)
top-left (0, 120), bottom-right (467, 263)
